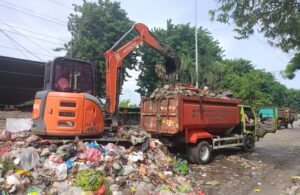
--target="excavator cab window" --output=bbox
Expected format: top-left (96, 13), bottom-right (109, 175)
top-left (44, 62), bottom-right (51, 90)
top-left (50, 57), bottom-right (94, 94)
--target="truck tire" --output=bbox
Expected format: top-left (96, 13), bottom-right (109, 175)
top-left (187, 145), bottom-right (198, 164)
top-left (196, 141), bottom-right (212, 164)
top-left (242, 134), bottom-right (255, 153)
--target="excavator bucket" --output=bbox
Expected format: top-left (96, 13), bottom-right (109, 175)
top-left (164, 56), bottom-right (181, 75)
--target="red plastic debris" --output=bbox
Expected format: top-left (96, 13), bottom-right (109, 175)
top-left (85, 148), bottom-right (102, 162)
top-left (0, 148), bottom-right (11, 155)
top-left (95, 184), bottom-right (106, 195)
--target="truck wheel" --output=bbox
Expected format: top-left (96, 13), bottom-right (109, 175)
top-left (196, 141), bottom-right (212, 164)
top-left (242, 134), bottom-right (255, 153)
top-left (186, 145), bottom-right (198, 164)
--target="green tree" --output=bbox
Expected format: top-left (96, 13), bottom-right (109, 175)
top-left (119, 99), bottom-right (138, 107)
top-left (210, 0), bottom-right (300, 79)
top-left (286, 89), bottom-right (300, 112)
top-left (221, 59), bottom-right (254, 76)
top-left (59, 0), bottom-right (135, 95)
top-left (137, 20), bottom-right (223, 96)
top-left (220, 59), bottom-right (290, 108)
top-left (222, 71), bottom-right (272, 108)
top-left (270, 82), bottom-right (288, 107)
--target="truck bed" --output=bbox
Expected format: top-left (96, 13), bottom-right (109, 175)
top-left (141, 95), bottom-right (242, 135)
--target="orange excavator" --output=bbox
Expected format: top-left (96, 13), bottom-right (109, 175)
top-left (32, 23), bottom-right (180, 136)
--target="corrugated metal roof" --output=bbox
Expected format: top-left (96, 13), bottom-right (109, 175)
top-left (0, 55), bottom-right (45, 105)
top-left (0, 55), bottom-right (46, 64)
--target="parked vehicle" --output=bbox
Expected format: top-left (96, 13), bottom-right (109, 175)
top-left (278, 108), bottom-right (297, 129)
top-left (258, 107), bottom-right (280, 128)
top-left (141, 95), bottom-right (277, 164)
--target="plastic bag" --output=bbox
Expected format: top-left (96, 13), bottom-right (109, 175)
top-left (6, 174), bottom-right (20, 185)
top-left (95, 184), bottom-right (107, 195)
top-left (136, 182), bottom-right (155, 195)
top-left (44, 160), bottom-right (67, 181)
top-left (128, 151), bottom-right (144, 162)
top-left (0, 131), bottom-right (11, 141)
top-left (25, 135), bottom-right (40, 143)
top-left (65, 159), bottom-right (73, 169)
top-left (6, 118), bottom-right (32, 132)
top-left (88, 141), bottom-right (107, 155)
top-left (104, 143), bottom-right (118, 154)
top-left (85, 148), bottom-right (102, 162)
top-left (60, 187), bottom-right (82, 195)
top-left (49, 144), bottom-right (58, 153)
top-left (122, 165), bottom-right (135, 176)
top-left (49, 154), bottom-right (63, 164)
top-left (57, 181), bottom-right (82, 195)
top-left (15, 147), bottom-right (39, 171)
top-left (55, 163), bottom-right (68, 181)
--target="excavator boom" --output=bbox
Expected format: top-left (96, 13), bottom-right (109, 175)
top-left (104, 23), bottom-right (180, 115)
top-left (31, 23), bottom-right (179, 137)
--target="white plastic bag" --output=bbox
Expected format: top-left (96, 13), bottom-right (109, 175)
top-left (6, 118), bottom-right (32, 132)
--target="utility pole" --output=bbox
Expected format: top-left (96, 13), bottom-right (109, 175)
top-left (195, 0), bottom-right (199, 88)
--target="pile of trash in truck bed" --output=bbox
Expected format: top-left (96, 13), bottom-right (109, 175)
top-left (149, 83), bottom-right (233, 99)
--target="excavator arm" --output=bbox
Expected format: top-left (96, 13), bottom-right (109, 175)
top-left (104, 23), bottom-right (180, 115)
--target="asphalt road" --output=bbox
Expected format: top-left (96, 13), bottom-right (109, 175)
top-left (248, 119), bottom-right (300, 195)
top-left (190, 120), bottom-right (300, 195)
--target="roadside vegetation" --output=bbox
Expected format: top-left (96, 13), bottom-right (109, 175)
top-left (56, 0), bottom-right (300, 111)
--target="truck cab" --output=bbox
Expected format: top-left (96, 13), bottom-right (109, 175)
top-left (242, 106), bottom-right (277, 138)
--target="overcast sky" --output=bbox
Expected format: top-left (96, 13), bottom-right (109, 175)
top-left (0, 0), bottom-right (299, 104)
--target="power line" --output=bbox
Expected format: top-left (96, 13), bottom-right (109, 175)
top-left (2, 23), bottom-right (57, 56)
top-left (0, 29), bottom-right (44, 61)
top-left (6, 34), bottom-right (30, 59)
top-left (2, 0), bottom-right (67, 24)
top-left (0, 44), bottom-right (54, 58)
top-left (48, 0), bottom-right (73, 10)
top-left (253, 35), bottom-right (287, 63)
top-left (0, 3), bottom-right (66, 27)
top-left (0, 23), bottom-right (68, 42)
top-left (0, 28), bottom-right (64, 46)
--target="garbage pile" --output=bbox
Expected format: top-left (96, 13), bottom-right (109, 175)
top-left (0, 130), bottom-right (196, 194)
top-left (150, 83), bottom-right (215, 99)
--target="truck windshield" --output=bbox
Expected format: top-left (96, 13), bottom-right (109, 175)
top-left (53, 59), bottom-right (93, 94)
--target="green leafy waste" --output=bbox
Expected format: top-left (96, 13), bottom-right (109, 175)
top-left (0, 158), bottom-right (16, 177)
top-left (173, 161), bottom-right (189, 176)
top-left (177, 185), bottom-right (192, 193)
top-left (75, 170), bottom-right (106, 191)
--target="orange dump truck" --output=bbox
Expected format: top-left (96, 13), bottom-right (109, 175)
top-left (141, 95), bottom-right (277, 164)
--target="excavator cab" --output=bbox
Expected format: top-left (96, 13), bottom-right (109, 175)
top-left (44, 57), bottom-right (94, 94)
top-left (32, 57), bottom-right (105, 136)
